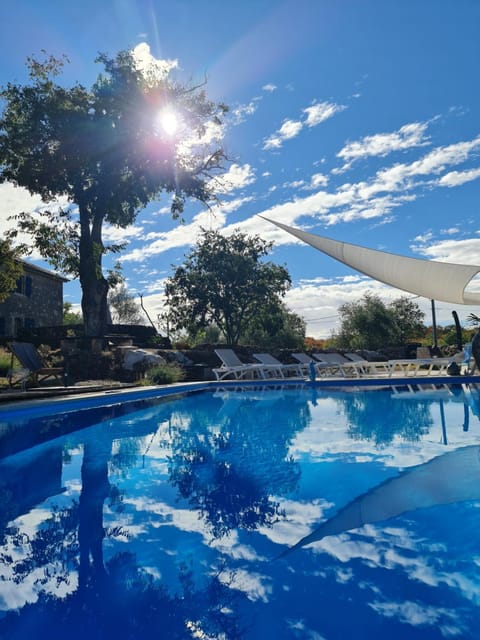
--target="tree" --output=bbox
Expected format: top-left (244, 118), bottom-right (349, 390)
top-left (333, 292), bottom-right (425, 350)
top-left (164, 229), bottom-right (292, 345)
top-left (241, 301), bottom-right (306, 350)
top-left (108, 283), bottom-right (143, 325)
top-left (1, 50), bottom-right (228, 336)
top-left (389, 296), bottom-right (425, 344)
top-left (0, 238), bottom-right (23, 303)
top-left (63, 302), bottom-right (83, 325)
top-left (334, 292), bottom-right (397, 350)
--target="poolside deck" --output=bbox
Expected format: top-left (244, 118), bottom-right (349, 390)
top-left (0, 380), bottom-right (139, 404)
top-left (1, 371), bottom-right (479, 411)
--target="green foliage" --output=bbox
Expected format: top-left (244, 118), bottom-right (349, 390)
top-left (333, 292), bottom-right (426, 350)
top-left (1, 50), bottom-right (228, 336)
top-left (389, 296), bottom-right (425, 343)
top-left (63, 302), bottom-right (83, 325)
top-left (144, 362), bottom-right (185, 385)
top-left (164, 228), bottom-right (292, 346)
top-left (184, 324), bottom-right (222, 348)
top-left (241, 302), bottom-right (306, 350)
top-left (0, 347), bottom-right (13, 376)
top-left (0, 239), bottom-right (23, 303)
top-left (108, 283), bottom-right (143, 325)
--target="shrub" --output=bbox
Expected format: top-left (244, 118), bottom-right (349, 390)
top-left (0, 348), bottom-right (12, 377)
top-left (144, 362), bottom-right (185, 385)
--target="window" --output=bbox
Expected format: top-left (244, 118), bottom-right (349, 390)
top-left (15, 275), bottom-right (33, 297)
top-left (14, 317), bottom-right (23, 337)
top-left (24, 318), bottom-right (35, 330)
top-left (0, 317), bottom-right (5, 336)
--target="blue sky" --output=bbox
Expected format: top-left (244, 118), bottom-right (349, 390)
top-left (1, 0), bottom-right (480, 338)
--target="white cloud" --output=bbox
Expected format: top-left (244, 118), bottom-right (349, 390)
top-left (283, 179), bottom-right (306, 189)
top-left (102, 224), bottom-right (145, 243)
top-left (412, 236), bottom-right (480, 264)
top-left (309, 173), bottom-right (329, 189)
top-left (262, 83), bottom-right (277, 92)
top-left (414, 231), bottom-right (434, 243)
top-left (121, 203), bottom-right (237, 263)
top-left (0, 183), bottom-right (74, 263)
top-left (219, 568), bottom-right (272, 603)
top-left (132, 42), bottom-right (178, 77)
top-left (279, 119), bottom-right (303, 138)
top-left (220, 195), bottom-right (254, 213)
top-left (263, 136), bottom-right (283, 150)
top-left (438, 167), bottom-right (480, 187)
top-left (263, 119), bottom-right (303, 150)
top-left (263, 100), bottom-right (345, 150)
top-left (303, 101), bottom-right (346, 127)
top-left (336, 122), bottom-right (430, 172)
top-left (340, 136), bottom-right (480, 204)
top-left (233, 133), bottom-right (480, 256)
top-left (231, 101), bottom-right (258, 124)
top-left (179, 120), bottom-right (225, 154)
top-left (210, 163), bottom-right (256, 194)
top-left (284, 173), bottom-right (328, 191)
top-left (440, 227), bottom-right (460, 235)
top-left (369, 600), bottom-right (455, 630)
top-left (399, 136), bottom-right (480, 179)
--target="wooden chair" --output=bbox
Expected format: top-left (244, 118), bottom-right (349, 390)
top-left (8, 341), bottom-right (64, 388)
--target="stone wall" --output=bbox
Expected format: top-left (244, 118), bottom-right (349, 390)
top-left (0, 263), bottom-right (65, 338)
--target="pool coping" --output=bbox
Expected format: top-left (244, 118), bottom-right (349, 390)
top-left (1, 373), bottom-right (480, 419)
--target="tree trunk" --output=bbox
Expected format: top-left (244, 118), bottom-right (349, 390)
top-left (79, 208), bottom-right (109, 337)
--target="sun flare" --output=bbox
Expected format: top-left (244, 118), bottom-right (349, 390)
top-left (157, 109), bottom-right (178, 136)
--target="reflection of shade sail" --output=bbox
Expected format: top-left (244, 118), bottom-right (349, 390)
top-left (261, 217), bottom-right (480, 305)
top-left (281, 445), bottom-right (480, 557)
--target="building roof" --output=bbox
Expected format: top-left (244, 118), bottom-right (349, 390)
top-left (20, 260), bottom-right (69, 283)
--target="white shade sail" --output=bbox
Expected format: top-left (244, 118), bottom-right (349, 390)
top-left (281, 444), bottom-right (480, 557)
top-left (262, 217), bottom-right (480, 305)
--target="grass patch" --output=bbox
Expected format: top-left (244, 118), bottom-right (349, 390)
top-left (144, 362), bottom-right (185, 385)
top-left (0, 347), bottom-right (13, 377)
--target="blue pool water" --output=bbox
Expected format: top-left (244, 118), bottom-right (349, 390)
top-left (0, 383), bottom-right (480, 639)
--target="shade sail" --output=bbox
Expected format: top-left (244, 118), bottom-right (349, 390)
top-left (262, 217), bottom-right (480, 305)
top-left (280, 444), bottom-right (480, 557)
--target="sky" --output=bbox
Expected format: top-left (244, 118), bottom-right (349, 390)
top-left (1, 0), bottom-right (480, 339)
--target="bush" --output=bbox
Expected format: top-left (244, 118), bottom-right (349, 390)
top-left (144, 362), bottom-right (185, 385)
top-left (0, 347), bottom-right (12, 376)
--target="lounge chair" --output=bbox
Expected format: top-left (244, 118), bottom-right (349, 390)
top-left (312, 352), bottom-right (356, 377)
top-left (345, 350), bottom-right (459, 378)
top-left (291, 353), bottom-right (339, 378)
top-left (8, 341), bottom-right (65, 388)
top-left (253, 353), bottom-right (304, 378)
top-left (343, 352), bottom-right (391, 376)
top-left (386, 356), bottom-right (456, 377)
top-left (213, 349), bottom-right (281, 381)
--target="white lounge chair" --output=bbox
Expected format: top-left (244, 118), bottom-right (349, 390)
top-left (386, 356), bottom-right (455, 377)
top-left (343, 352), bottom-right (391, 376)
top-left (213, 349), bottom-right (281, 381)
top-left (312, 353), bottom-right (356, 377)
top-left (291, 353), bottom-right (339, 378)
top-left (253, 353), bottom-right (304, 378)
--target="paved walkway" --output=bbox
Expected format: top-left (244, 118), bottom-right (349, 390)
top-left (0, 380), bottom-right (138, 403)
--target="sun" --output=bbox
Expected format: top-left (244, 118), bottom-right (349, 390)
top-left (157, 109), bottom-right (178, 136)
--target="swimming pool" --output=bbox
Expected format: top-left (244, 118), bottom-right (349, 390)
top-left (0, 383), bottom-right (479, 639)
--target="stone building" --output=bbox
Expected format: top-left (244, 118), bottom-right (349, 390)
top-left (0, 261), bottom-right (67, 338)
